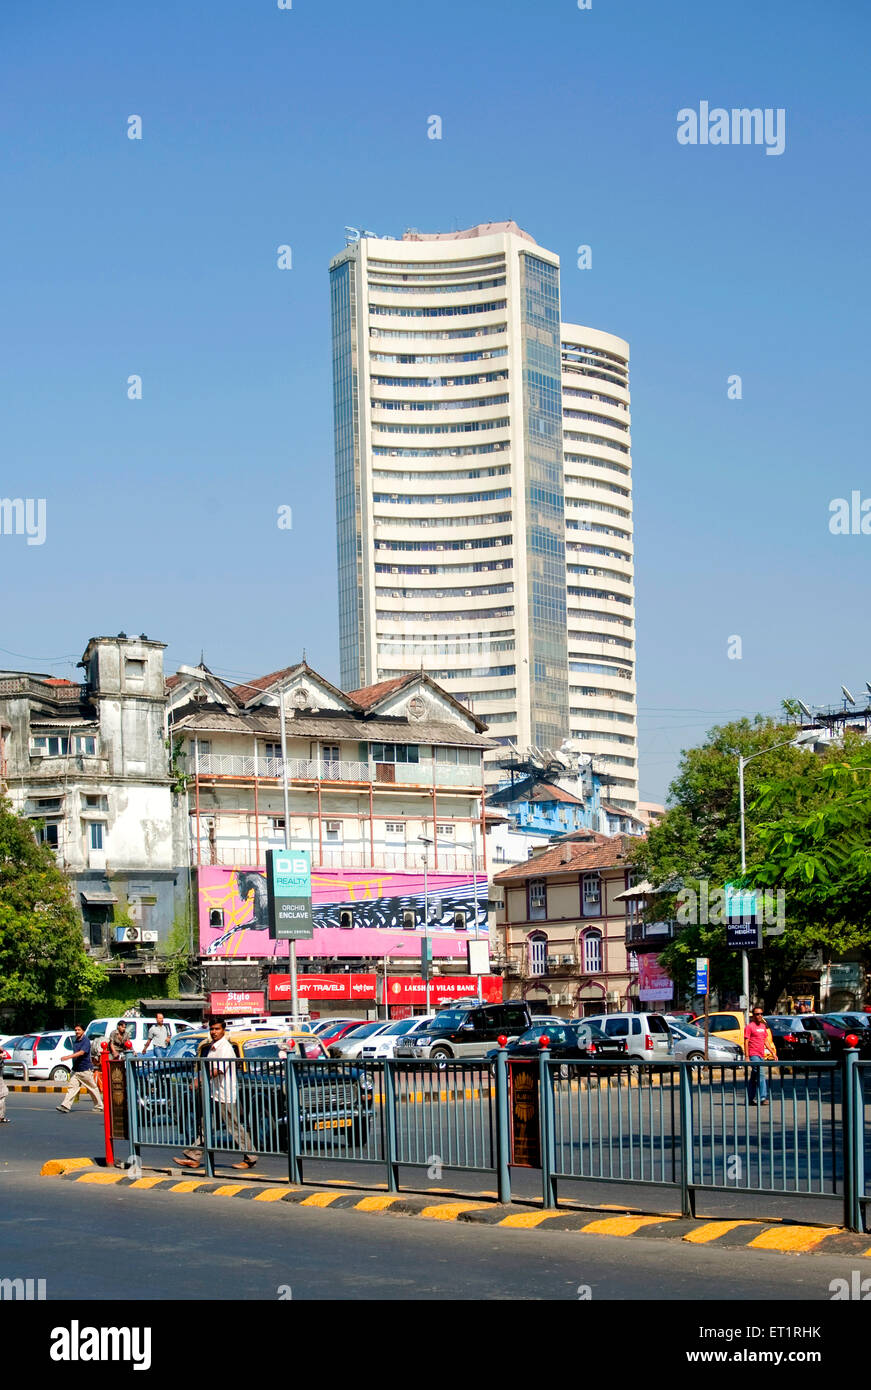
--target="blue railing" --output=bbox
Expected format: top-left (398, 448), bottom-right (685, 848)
top-left (125, 1048), bottom-right (870, 1230)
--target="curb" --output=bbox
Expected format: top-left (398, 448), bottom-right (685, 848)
top-left (9, 1083), bottom-right (69, 1094)
top-left (41, 1161), bottom-right (871, 1256)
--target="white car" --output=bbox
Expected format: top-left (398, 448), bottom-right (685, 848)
top-left (22, 1030), bottom-right (78, 1082)
top-left (84, 1016), bottom-right (192, 1055)
top-left (359, 1016), bottom-right (437, 1059)
top-left (328, 1021), bottom-right (394, 1058)
top-left (580, 1012), bottom-right (675, 1062)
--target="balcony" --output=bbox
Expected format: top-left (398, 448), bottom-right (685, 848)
top-left (626, 918), bottom-right (678, 949)
top-left (194, 754), bottom-right (480, 788)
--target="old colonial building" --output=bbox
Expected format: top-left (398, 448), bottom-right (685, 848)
top-left (492, 832), bottom-right (640, 1016)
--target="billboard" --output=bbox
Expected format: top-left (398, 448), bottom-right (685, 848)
top-left (638, 953), bottom-right (673, 1001)
top-left (268, 973), bottom-right (502, 1004)
top-left (199, 866), bottom-right (488, 960)
top-left (266, 848), bottom-right (314, 940)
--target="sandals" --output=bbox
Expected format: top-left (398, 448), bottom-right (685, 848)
top-left (231, 1158), bottom-right (257, 1169)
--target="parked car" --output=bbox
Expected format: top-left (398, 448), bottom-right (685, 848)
top-left (486, 1021), bottom-right (628, 1077)
top-left (580, 1012), bottom-right (674, 1062)
top-left (667, 1020), bottom-right (743, 1063)
top-left (215, 1014), bottom-right (313, 1034)
top-left (317, 1019), bottom-right (370, 1046)
top-left (328, 1021), bottom-right (393, 1058)
top-left (823, 1012), bottom-right (871, 1032)
top-left (803, 1015), bottom-right (871, 1058)
top-left (396, 1001), bottom-right (533, 1060)
top-left (19, 1031), bottom-right (78, 1081)
top-left (764, 1016), bottom-right (832, 1062)
top-left (688, 1010), bottom-right (746, 1049)
top-left (358, 1015), bottom-right (437, 1060)
top-left (309, 1018), bottom-right (358, 1036)
top-left (8, 1034), bottom-right (40, 1077)
top-left (84, 1016), bottom-right (192, 1054)
top-left (527, 1015), bottom-right (567, 1029)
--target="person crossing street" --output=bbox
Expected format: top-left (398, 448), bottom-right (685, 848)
top-left (57, 1024), bottom-right (104, 1114)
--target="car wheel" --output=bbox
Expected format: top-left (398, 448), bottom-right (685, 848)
top-left (50, 1066), bottom-right (71, 1082)
top-left (686, 1052), bottom-right (704, 1062)
top-left (429, 1047), bottom-right (452, 1068)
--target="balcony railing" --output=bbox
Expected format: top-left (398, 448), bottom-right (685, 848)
top-left (193, 754), bottom-right (480, 787)
top-left (190, 842), bottom-right (479, 873)
top-left (626, 919), bottom-right (678, 947)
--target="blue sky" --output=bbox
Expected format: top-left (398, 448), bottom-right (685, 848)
top-left (1, 0), bottom-right (868, 802)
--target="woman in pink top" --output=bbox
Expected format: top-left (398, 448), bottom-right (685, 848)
top-left (744, 1007), bottom-right (777, 1104)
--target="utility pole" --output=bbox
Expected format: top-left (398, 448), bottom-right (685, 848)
top-left (279, 689), bottom-right (298, 1023)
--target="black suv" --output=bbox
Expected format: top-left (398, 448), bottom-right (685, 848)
top-left (395, 1000), bottom-right (533, 1060)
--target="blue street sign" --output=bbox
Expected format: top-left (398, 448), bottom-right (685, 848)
top-left (695, 958), bottom-right (709, 995)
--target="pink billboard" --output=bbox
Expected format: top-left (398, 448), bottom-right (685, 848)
top-left (638, 952), bottom-right (674, 1002)
top-left (198, 866), bottom-right (488, 960)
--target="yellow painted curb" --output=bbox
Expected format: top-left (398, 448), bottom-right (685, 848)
top-left (128, 1176), bottom-right (167, 1190)
top-left (170, 1179), bottom-right (206, 1194)
top-left (748, 1225), bottom-right (841, 1253)
top-left (212, 1184), bottom-right (246, 1197)
top-left (354, 1195), bottom-right (404, 1212)
top-left (40, 1157), bottom-right (94, 1177)
top-left (254, 1187), bottom-right (294, 1202)
top-left (684, 1220), bottom-right (761, 1244)
top-left (76, 1171), bottom-right (124, 1184)
top-left (580, 1215), bottom-right (671, 1236)
top-left (299, 1191), bottom-right (344, 1208)
top-left (498, 1211), bottom-right (559, 1229)
top-left (418, 1201), bottom-right (491, 1221)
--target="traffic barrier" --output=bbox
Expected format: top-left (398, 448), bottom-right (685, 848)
top-left (120, 1046), bottom-right (869, 1231)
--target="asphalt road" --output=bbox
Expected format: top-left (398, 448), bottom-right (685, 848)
top-left (0, 1091), bottom-right (864, 1303)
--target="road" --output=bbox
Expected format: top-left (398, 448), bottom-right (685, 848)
top-left (0, 1092), bottom-right (863, 1302)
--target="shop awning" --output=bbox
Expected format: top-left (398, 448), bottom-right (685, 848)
top-left (80, 890), bottom-right (118, 904)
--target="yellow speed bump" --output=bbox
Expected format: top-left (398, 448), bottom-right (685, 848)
top-left (212, 1184), bottom-right (246, 1197)
top-left (580, 1215), bottom-right (671, 1236)
top-left (128, 1176), bottom-right (167, 1190)
top-left (418, 1201), bottom-right (491, 1221)
top-left (748, 1225), bottom-right (841, 1253)
top-left (254, 1187), bottom-right (294, 1202)
top-left (40, 1157), bottom-right (95, 1177)
top-left (299, 1191), bottom-right (344, 1208)
top-left (498, 1211), bottom-right (559, 1229)
top-left (169, 1179), bottom-right (206, 1194)
top-left (76, 1171), bottom-right (124, 1185)
top-left (684, 1220), bottom-right (761, 1244)
top-left (354, 1195), bottom-right (404, 1212)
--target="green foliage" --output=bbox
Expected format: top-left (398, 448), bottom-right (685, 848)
top-left (166, 736), bottom-right (189, 795)
top-left (160, 909), bottom-right (195, 997)
top-left (0, 797), bottom-right (108, 1025)
top-left (629, 719), bottom-right (871, 1010)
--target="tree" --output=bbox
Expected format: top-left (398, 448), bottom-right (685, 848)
top-left (629, 718), bottom-right (871, 1010)
top-left (0, 798), bottom-right (108, 1024)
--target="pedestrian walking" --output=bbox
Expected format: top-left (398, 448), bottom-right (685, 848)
top-left (0, 1068), bottom-right (9, 1123)
top-left (174, 1018), bottom-right (257, 1170)
top-left (143, 1013), bottom-right (170, 1058)
top-left (108, 1020), bottom-right (131, 1058)
top-left (744, 1006), bottom-right (777, 1105)
top-left (57, 1025), bottom-right (104, 1114)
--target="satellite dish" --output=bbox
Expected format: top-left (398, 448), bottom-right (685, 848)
top-left (797, 700), bottom-right (813, 719)
top-left (842, 686), bottom-right (855, 704)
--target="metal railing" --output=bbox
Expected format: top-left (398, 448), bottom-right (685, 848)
top-left (124, 1048), bottom-right (871, 1229)
top-left (193, 753), bottom-right (480, 788)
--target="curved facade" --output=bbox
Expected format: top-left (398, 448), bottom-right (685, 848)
top-left (331, 226), bottom-right (637, 806)
top-left (561, 325), bottom-right (637, 809)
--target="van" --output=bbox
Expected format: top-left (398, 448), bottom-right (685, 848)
top-left (580, 1012), bottom-right (674, 1061)
top-left (84, 1016), bottom-right (192, 1055)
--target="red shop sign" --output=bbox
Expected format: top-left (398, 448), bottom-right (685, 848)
top-left (385, 975), bottom-right (502, 1006)
top-left (268, 973), bottom-right (378, 1002)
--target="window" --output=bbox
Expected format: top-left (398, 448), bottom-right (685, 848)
top-left (83, 795), bottom-right (105, 810)
top-left (88, 920), bottom-right (104, 948)
top-left (435, 746), bottom-right (481, 766)
top-left (209, 909), bottom-right (224, 929)
top-left (528, 933), bottom-right (547, 975)
top-left (582, 873), bottom-right (601, 916)
top-left (339, 910), bottom-right (354, 930)
top-left (529, 881), bottom-right (546, 921)
top-left (75, 736), bottom-right (96, 755)
top-left (35, 797), bottom-right (62, 812)
top-left (325, 821), bottom-right (342, 842)
top-left (270, 818), bottom-right (285, 836)
top-left (436, 823), bottom-right (454, 836)
top-left (89, 823), bottom-right (104, 850)
top-left (31, 734), bottom-right (70, 756)
top-left (384, 822), bottom-right (405, 837)
top-left (603, 1018), bottom-right (629, 1037)
top-left (583, 930), bottom-right (603, 973)
top-left (370, 743), bottom-right (419, 764)
top-left (125, 659), bottom-right (146, 679)
top-left (36, 823), bottom-right (59, 848)
top-left (264, 743), bottom-right (282, 760)
top-left (321, 745), bottom-right (340, 763)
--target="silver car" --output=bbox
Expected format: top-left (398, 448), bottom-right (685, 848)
top-left (668, 1020), bottom-right (743, 1063)
top-left (328, 1021), bottom-right (393, 1059)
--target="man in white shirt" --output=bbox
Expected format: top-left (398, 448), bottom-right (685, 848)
top-left (174, 1018), bottom-right (256, 1170)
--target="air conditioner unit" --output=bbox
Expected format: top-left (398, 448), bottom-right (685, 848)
top-left (115, 927), bottom-right (158, 945)
top-left (559, 992), bottom-right (573, 1005)
top-left (546, 955), bottom-right (560, 968)
top-left (560, 954), bottom-right (574, 965)
top-left (606, 990), bottom-right (620, 1003)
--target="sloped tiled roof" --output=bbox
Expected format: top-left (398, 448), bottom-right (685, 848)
top-left (346, 677), bottom-right (409, 709)
top-left (493, 833), bottom-right (631, 881)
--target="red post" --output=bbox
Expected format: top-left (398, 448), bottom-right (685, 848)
top-left (101, 1043), bottom-right (113, 1166)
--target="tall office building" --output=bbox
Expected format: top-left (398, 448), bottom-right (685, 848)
top-left (561, 326), bottom-right (637, 809)
top-left (330, 223), bottom-right (637, 806)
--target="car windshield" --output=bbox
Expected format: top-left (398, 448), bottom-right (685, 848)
top-left (518, 1025), bottom-right (574, 1045)
top-left (168, 1035), bottom-right (205, 1058)
top-left (672, 1021), bottom-right (705, 1038)
top-left (826, 1014), bottom-right (869, 1029)
top-left (430, 1010), bottom-right (468, 1031)
top-left (86, 1023), bottom-right (107, 1038)
top-left (377, 1019), bottom-right (418, 1036)
top-left (341, 1022), bottom-right (385, 1040)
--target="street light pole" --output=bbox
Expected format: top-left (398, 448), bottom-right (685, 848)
top-left (279, 689), bottom-right (298, 1024)
top-left (418, 835), bottom-right (433, 1013)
